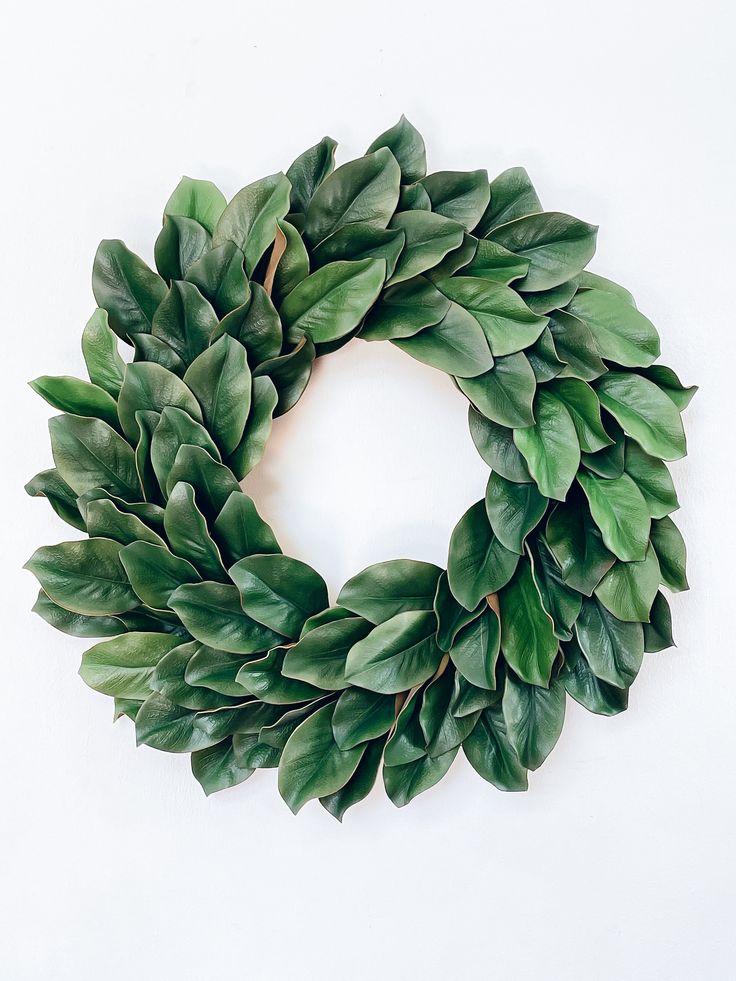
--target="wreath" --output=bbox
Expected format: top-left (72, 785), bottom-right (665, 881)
top-left (25, 117), bottom-right (694, 818)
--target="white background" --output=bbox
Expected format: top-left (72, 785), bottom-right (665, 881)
top-left (1, 2), bottom-right (734, 978)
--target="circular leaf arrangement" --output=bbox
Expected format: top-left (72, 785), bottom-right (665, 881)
top-left (25, 118), bottom-right (695, 818)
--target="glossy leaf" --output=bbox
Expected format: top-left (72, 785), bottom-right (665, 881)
top-left (546, 378), bottom-right (612, 452)
top-left (457, 352), bottom-right (536, 428)
top-left (345, 611), bottom-right (442, 694)
top-left (236, 647), bottom-right (325, 704)
top-left (49, 414), bottom-right (140, 500)
top-left (86, 498), bottom-right (165, 547)
top-left (433, 571), bottom-right (483, 652)
top-left (462, 706), bottom-right (527, 791)
top-left (164, 176), bottom-right (227, 235)
top-left (513, 389), bottom-right (580, 501)
top-left (476, 166), bottom-right (542, 236)
top-left (213, 172), bottom-right (291, 275)
top-left (165, 445), bottom-right (239, 519)
top-left (624, 441), bottom-right (679, 518)
top-left (81, 308), bottom-right (126, 396)
top-left (644, 591), bottom-right (675, 652)
top-left (499, 560), bottom-right (558, 687)
top-left (282, 617), bottom-right (372, 690)
top-left (596, 372), bottom-right (686, 461)
top-left (594, 545), bottom-right (661, 621)
top-left (388, 211), bottom-right (464, 285)
top-left (183, 335), bottom-right (250, 456)
top-left (420, 169), bottom-right (490, 231)
top-left (393, 300), bottom-right (493, 378)
top-left (447, 501), bottom-right (519, 610)
top-left (212, 491), bottom-right (280, 566)
top-left (575, 598), bottom-right (644, 688)
top-left (332, 688), bottom-right (396, 750)
top-left (185, 242), bottom-right (249, 317)
top-left (286, 136), bottom-right (337, 215)
top-left (25, 539), bottom-right (138, 615)
top-left (191, 738), bottom-right (253, 795)
top-left (367, 115), bottom-right (426, 184)
top-left (117, 361), bottom-right (202, 442)
top-left (361, 276), bottom-right (449, 341)
top-left (650, 516), bottom-right (688, 592)
top-left (468, 407), bottom-right (531, 482)
top-left (567, 288), bottom-right (660, 367)
top-left (487, 213), bottom-right (597, 292)
top-left (383, 746), bottom-right (458, 807)
top-left (80, 632), bottom-right (181, 700)
top-left (164, 482), bottom-right (226, 581)
top-left (545, 500), bottom-right (615, 595)
top-left (229, 554), bottom-right (328, 639)
top-left (320, 736), bottom-right (385, 821)
top-left (154, 215), bottom-right (210, 283)
top-left (92, 239), bottom-right (167, 338)
top-left (150, 405), bottom-right (220, 494)
top-left (252, 333), bottom-right (315, 416)
top-left (337, 558), bottom-right (442, 624)
top-left (120, 540), bottom-right (200, 610)
top-left (577, 471), bottom-right (650, 562)
top-left (450, 606), bottom-right (501, 690)
top-left (485, 471), bottom-right (547, 553)
top-left (25, 468), bottom-right (85, 531)
top-left (151, 280), bottom-right (217, 364)
top-left (227, 375), bottom-right (279, 479)
top-left (502, 671), bottom-right (565, 770)
top-left (561, 636), bottom-right (628, 716)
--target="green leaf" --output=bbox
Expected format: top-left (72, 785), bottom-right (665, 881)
top-left (236, 647), bottom-right (326, 704)
top-left (638, 364), bottom-right (697, 411)
top-left (117, 361), bottom-right (202, 442)
top-left (231, 732), bottom-right (281, 770)
top-left (332, 688), bottom-right (396, 750)
top-left (183, 335), bottom-right (250, 456)
top-left (499, 560), bottom-right (558, 687)
top-left (120, 541), bottom-right (200, 610)
top-left (546, 378), bottom-right (612, 452)
top-left (393, 300), bottom-right (493, 377)
top-left (191, 738), bottom-right (253, 796)
top-left (25, 468), bottom-right (85, 532)
top-left (81, 308), bottom-right (126, 397)
top-left (280, 258), bottom-right (385, 343)
top-left (447, 501), bottom-right (519, 609)
top-left (650, 516), bottom-right (688, 591)
top-left (213, 172), bottom-right (291, 275)
top-left (283, 617), bottom-right (372, 690)
top-left (384, 691), bottom-right (426, 765)
top-left (383, 747), bottom-right (458, 806)
top-left (184, 645), bottom-right (251, 696)
top-left (566, 288), bottom-right (660, 367)
top-left (367, 115), bottom-right (427, 184)
top-left (252, 333), bottom-right (315, 416)
top-left (164, 176), bottom-right (227, 235)
top-left (388, 211), bottom-right (464, 285)
top-left (86, 498), bottom-right (165, 547)
top-left (135, 693), bottom-right (218, 754)
top-left (169, 581), bottom-right (285, 654)
top-left (213, 491), bottom-right (280, 566)
top-left (450, 673), bottom-right (499, 718)
top-left (461, 239), bottom-right (530, 285)
top-left (151, 641), bottom-right (234, 710)
top-left (485, 471), bottom-right (547, 553)
top-left (150, 405), bottom-right (221, 494)
top-left (547, 310), bottom-right (607, 382)
top-left (462, 706), bottom-right (527, 791)
top-left (468, 407), bottom-right (531, 482)
top-left (420, 169), bottom-right (490, 231)
top-left (278, 702), bottom-right (365, 813)
top-left (502, 671), bottom-right (565, 770)
top-left (92, 239), bottom-right (167, 339)
top-left (580, 418), bottom-right (625, 478)
top-left (419, 670), bottom-right (480, 757)
top-left (425, 233), bottom-right (478, 282)
top-left (361, 276), bottom-right (449, 341)
top-left (594, 545), bottom-right (661, 621)
top-left (437, 276), bottom-right (548, 356)
top-left (25, 539), bottom-right (139, 615)
top-left (595, 372), bottom-right (686, 461)
top-left (561, 636), bottom-right (628, 716)
top-left (520, 278), bottom-right (578, 315)
top-left (487, 213), bottom-right (597, 292)
top-left (644, 591), bottom-right (675, 652)
top-left (545, 499), bottom-right (615, 595)
top-left (272, 219), bottom-right (310, 303)
top-left (624, 441), bottom-right (679, 518)
top-left (154, 216), bottom-right (211, 283)
top-left (433, 571), bottom-right (483, 652)
top-left (286, 136), bottom-right (337, 215)
top-left (229, 554), bottom-right (328, 639)
top-left (164, 482), bottom-right (226, 581)
top-left (301, 606), bottom-right (356, 635)
top-left (577, 471), bottom-right (650, 562)
top-left (398, 182), bottom-right (432, 212)
top-left (527, 537), bottom-right (582, 641)
top-left (575, 598), bottom-right (644, 688)
top-left (303, 148), bottom-right (401, 246)
top-left (457, 352), bottom-right (536, 428)
top-left (320, 736), bottom-right (386, 821)
top-left (345, 611), bottom-right (442, 694)
top-left (227, 376), bottom-right (279, 479)
top-left (80, 632), bottom-right (181, 699)
top-left (476, 166), bottom-right (542, 236)
top-left (132, 334), bottom-right (185, 376)
top-left (525, 327), bottom-right (566, 383)
top-left (32, 589), bottom-right (132, 639)
top-left (513, 388), bottom-right (580, 501)
top-left (49, 414), bottom-right (140, 500)
top-left (151, 280), bottom-right (217, 364)
top-left (577, 271), bottom-right (635, 305)
top-left (185, 242), bottom-right (249, 317)
top-left (311, 222), bottom-right (404, 279)
top-left (166, 445), bottom-right (239, 519)
top-left (450, 606), bottom-right (501, 690)
top-left (134, 409), bottom-right (162, 505)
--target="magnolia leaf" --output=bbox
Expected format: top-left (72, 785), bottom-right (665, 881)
top-left (183, 335), bottom-right (251, 456)
top-left (487, 212), bottom-right (597, 292)
top-left (561, 636), bottom-right (628, 716)
top-left (476, 166), bottom-right (542, 236)
top-left (484, 471), bottom-right (547, 553)
top-left (462, 706), bottom-right (528, 791)
top-left (165, 445), bottom-right (239, 519)
top-left (120, 540), bottom-right (200, 610)
top-left (31, 375), bottom-right (119, 431)
top-left (638, 364), bottom-right (697, 411)
top-left (191, 738), bottom-right (253, 796)
top-left (25, 539), bottom-right (139, 616)
top-left (461, 239), bottom-right (530, 285)
top-left (499, 560), bottom-right (558, 687)
top-left (164, 482), bottom-right (227, 581)
top-left (502, 671), bottom-right (566, 770)
top-left (575, 598), bottom-right (644, 688)
top-left (547, 310), bottom-right (608, 382)
top-left (286, 136), bottom-right (337, 215)
top-left (650, 516), bottom-right (689, 592)
top-left (320, 736), bottom-right (386, 821)
top-left (624, 441), bottom-right (679, 518)
top-left (546, 378), bottom-right (612, 452)
top-left (213, 172), bottom-right (291, 275)
top-left (545, 501), bottom-right (615, 595)
top-left (594, 545), bottom-right (661, 622)
top-left (25, 468), bottom-right (86, 532)
top-left (169, 581), bottom-right (285, 654)
top-left (577, 471), bottom-right (651, 562)
top-left (393, 300), bottom-right (493, 378)
top-left (345, 611), bottom-right (442, 694)
top-left (361, 276), bottom-right (449, 341)
top-left (567, 288), bottom-right (659, 367)
top-left (437, 276), bottom-right (548, 357)
top-left (118, 361), bottom-right (202, 442)
top-left (468, 407), bottom-right (531, 482)
top-left (419, 671), bottom-right (480, 758)
top-left (367, 115), bottom-right (426, 184)
top-left (164, 176), bottom-right (227, 235)
top-left (86, 498), bottom-right (166, 547)
top-left (644, 591), bottom-right (675, 652)
top-left (282, 617), bottom-right (372, 690)
top-left (338, 559), bottom-right (442, 624)
top-left (278, 702), bottom-right (365, 813)
top-left (419, 169), bottom-right (490, 231)
top-left (447, 501), bottom-right (519, 610)
top-left (252, 332), bottom-right (315, 416)
top-left (80, 632), bottom-right (181, 700)
top-left (236, 647), bottom-right (326, 704)
top-left (303, 148), bottom-right (401, 246)
top-left (457, 352), bottom-right (536, 428)
top-left (513, 389), bottom-right (580, 501)
top-left (388, 211), bottom-right (464, 285)
top-left (227, 376), bottom-right (279, 479)
top-left (151, 280), bottom-right (217, 364)
top-left (433, 571), bottom-right (484, 652)
top-left (92, 239), bottom-right (167, 338)
top-left (185, 242), bottom-right (249, 317)
top-left (312, 222), bottom-right (404, 279)
top-left (154, 216), bottom-right (210, 283)
top-left (596, 372), bottom-right (686, 461)
top-left (213, 491), bottom-right (281, 566)
top-left (332, 688), bottom-right (396, 750)
top-left (49, 414), bottom-right (140, 500)
top-left (383, 746), bottom-right (458, 807)
top-left (450, 606), bottom-right (501, 690)
top-left (229, 554), bottom-right (328, 638)
top-left (81, 308), bottom-right (126, 396)
top-left (150, 405), bottom-right (221, 493)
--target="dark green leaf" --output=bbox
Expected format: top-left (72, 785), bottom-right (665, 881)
top-left (450, 606), bottom-right (500, 690)
top-left (25, 468), bottom-right (85, 531)
top-left (151, 280), bottom-right (217, 364)
top-left (229, 554), bottom-right (328, 639)
top-left (92, 239), bottom-right (167, 339)
top-left (567, 288), bottom-right (660, 367)
top-left (457, 353), bottom-right (536, 428)
top-left (420, 169), bottom-right (490, 231)
top-left (236, 646), bottom-right (326, 704)
top-left (332, 688), bottom-right (396, 750)
top-left (594, 545), bottom-right (660, 622)
top-left (164, 176), bottom-right (227, 235)
top-left (502, 671), bottom-right (565, 770)
top-left (575, 598), bottom-right (644, 688)
top-left (30, 374), bottom-right (120, 430)
top-left (25, 538), bottom-right (138, 615)
top-left (117, 361), bottom-right (202, 442)
top-left (164, 482), bottom-right (226, 581)
top-left (468, 407), bottom-right (531, 482)
top-left (154, 215), bottom-right (210, 282)
top-left (213, 172), bottom-right (291, 275)
top-left (283, 617), bottom-right (372, 690)
top-left (383, 746), bottom-right (458, 806)
top-left (393, 300), bottom-right (493, 377)
top-left (513, 388), bottom-right (580, 501)
top-left (462, 706), bottom-right (527, 791)
top-left (120, 540), bottom-right (200, 610)
top-left (650, 516), bottom-right (688, 591)
top-left (485, 471), bottom-right (547, 553)
top-left (447, 501), bottom-right (519, 609)
top-left (577, 471), bottom-right (651, 562)
top-left (81, 308), bottom-right (126, 396)
top-left (561, 636), bottom-right (628, 716)
top-left (227, 376), bottom-right (279, 479)
top-left (49, 414), bottom-right (140, 500)
top-left (644, 591), bottom-right (675, 652)
top-left (345, 611), bottom-right (442, 694)
top-left (499, 560), bottom-right (558, 687)
top-left (487, 212), bottom-right (597, 292)
top-left (183, 335), bottom-right (250, 456)
top-left (286, 136), bottom-right (337, 215)
top-left (169, 581), bottom-right (285, 654)
top-left (476, 166), bottom-right (542, 236)
top-left (433, 570), bottom-right (483, 652)
top-left (361, 276), bottom-right (449, 341)
top-left (624, 441), bottom-right (679, 518)
top-left (367, 115), bottom-right (426, 184)
top-left (191, 738), bottom-right (253, 795)
top-left (80, 631), bottom-right (181, 699)
top-left (596, 372), bottom-right (686, 461)
top-left (185, 242), bottom-right (249, 317)
top-left (212, 491), bottom-right (280, 566)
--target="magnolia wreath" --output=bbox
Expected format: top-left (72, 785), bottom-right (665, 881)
top-left (25, 118), bottom-right (695, 818)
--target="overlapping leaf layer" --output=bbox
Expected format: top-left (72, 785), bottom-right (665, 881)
top-left (26, 117), bottom-right (694, 817)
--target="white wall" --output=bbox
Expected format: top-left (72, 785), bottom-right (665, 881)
top-left (2, 2), bottom-right (733, 978)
